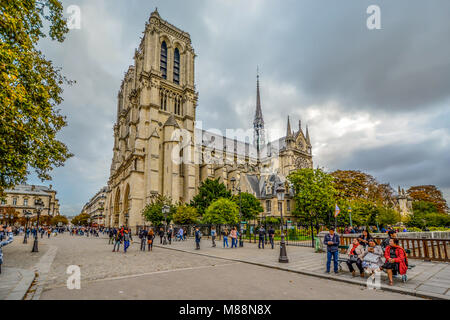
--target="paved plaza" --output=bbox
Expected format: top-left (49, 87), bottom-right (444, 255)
top-left (0, 233), bottom-right (447, 299)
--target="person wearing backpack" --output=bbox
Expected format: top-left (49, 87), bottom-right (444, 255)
top-left (382, 238), bottom-right (407, 286)
top-left (112, 230), bottom-right (123, 252)
top-left (123, 229), bottom-right (131, 253)
top-left (147, 229), bottom-right (154, 251)
top-left (195, 227), bottom-right (201, 250)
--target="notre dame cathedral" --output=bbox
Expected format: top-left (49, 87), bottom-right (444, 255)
top-left (104, 9), bottom-right (313, 230)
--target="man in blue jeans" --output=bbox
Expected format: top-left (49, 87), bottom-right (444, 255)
top-left (324, 227), bottom-right (340, 274)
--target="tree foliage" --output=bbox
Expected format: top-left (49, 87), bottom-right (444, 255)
top-left (232, 192), bottom-right (263, 221)
top-left (406, 200), bottom-right (450, 228)
top-left (0, 0), bottom-right (73, 195)
top-left (71, 213), bottom-right (90, 226)
top-left (203, 198), bottom-right (239, 225)
top-left (50, 214), bottom-right (68, 226)
top-left (173, 204), bottom-right (199, 225)
top-left (288, 168), bottom-right (336, 226)
top-left (141, 194), bottom-right (176, 226)
top-left (407, 185), bottom-right (448, 214)
top-left (191, 179), bottom-right (232, 215)
top-left (331, 170), bottom-right (395, 205)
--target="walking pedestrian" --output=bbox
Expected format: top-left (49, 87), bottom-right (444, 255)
top-left (112, 230), bottom-right (123, 252)
top-left (230, 227), bottom-right (238, 248)
top-left (147, 229), bottom-right (154, 251)
top-left (123, 229), bottom-right (131, 253)
top-left (222, 228), bottom-right (229, 248)
top-left (258, 225), bottom-right (265, 249)
top-left (268, 225), bottom-right (275, 249)
top-left (211, 226), bottom-right (217, 247)
top-left (139, 228), bottom-right (148, 251)
top-left (0, 226), bottom-right (13, 274)
top-left (159, 227), bottom-right (164, 244)
top-left (195, 227), bottom-right (201, 250)
top-left (167, 225), bottom-right (173, 244)
top-left (324, 227), bottom-right (340, 274)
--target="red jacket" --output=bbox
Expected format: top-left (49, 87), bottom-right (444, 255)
top-left (384, 246), bottom-right (407, 275)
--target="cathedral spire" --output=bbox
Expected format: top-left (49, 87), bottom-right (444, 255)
top-left (286, 116), bottom-right (293, 138)
top-left (305, 124), bottom-right (311, 145)
top-left (253, 68), bottom-right (265, 152)
top-left (254, 68), bottom-right (264, 128)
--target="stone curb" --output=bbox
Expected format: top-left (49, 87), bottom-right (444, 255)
top-left (153, 244), bottom-right (449, 300)
top-left (4, 268), bottom-right (36, 300)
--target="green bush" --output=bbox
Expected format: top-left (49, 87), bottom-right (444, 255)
top-left (428, 226), bottom-right (450, 232)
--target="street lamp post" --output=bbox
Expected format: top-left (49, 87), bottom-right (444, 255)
top-left (23, 211), bottom-right (32, 244)
top-left (230, 177), bottom-right (244, 247)
top-left (277, 184), bottom-right (288, 263)
top-left (162, 205), bottom-right (170, 245)
top-left (32, 199), bottom-right (44, 252)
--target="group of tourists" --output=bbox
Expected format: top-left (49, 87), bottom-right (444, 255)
top-left (325, 228), bottom-right (409, 286)
top-left (108, 227), bottom-right (133, 253)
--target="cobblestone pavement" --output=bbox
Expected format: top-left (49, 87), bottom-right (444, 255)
top-left (0, 233), bottom-right (434, 299)
top-left (40, 259), bottom-right (421, 300)
top-left (153, 238), bottom-right (450, 299)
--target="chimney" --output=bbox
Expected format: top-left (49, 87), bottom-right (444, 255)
top-left (49, 184), bottom-right (52, 190)
top-left (31, 185), bottom-right (35, 191)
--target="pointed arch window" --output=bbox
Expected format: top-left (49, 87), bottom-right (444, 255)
top-left (173, 48), bottom-right (180, 85)
top-left (160, 41), bottom-right (167, 79)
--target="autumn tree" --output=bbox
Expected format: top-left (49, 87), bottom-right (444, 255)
top-left (0, 0), bottom-right (73, 195)
top-left (331, 170), bottom-right (395, 205)
top-left (50, 215), bottom-right (68, 226)
top-left (407, 185), bottom-right (449, 214)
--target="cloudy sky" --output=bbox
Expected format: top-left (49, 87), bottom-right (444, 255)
top-left (27, 0), bottom-right (450, 216)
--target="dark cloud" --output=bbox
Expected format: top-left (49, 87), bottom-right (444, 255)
top-left (28, 0), bottom-right (449, 215)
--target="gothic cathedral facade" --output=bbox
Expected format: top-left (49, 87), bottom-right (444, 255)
top-left (104, 10), bottom-right (313, 229)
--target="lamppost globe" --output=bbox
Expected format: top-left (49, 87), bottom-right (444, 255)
top-left (276, 184), bottom-right (288, 263)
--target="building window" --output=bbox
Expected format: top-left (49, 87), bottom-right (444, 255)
top-left (160, 90), bottom-right (167, 111)
top-left (1, 199), bottom-right (6, 205)
top-left (287, 200), bottom-right (291, 212)
top-left (266, 200), bottom-right (271, 213)
top-left (13, 198), bottom-right (17, 206)
top-left (24, 199), bottom-right (28, 206)
top-left (278, 201), bottom-right (283, 214)
top-left (174, 96), bottom-right (182, 115)
top-left (160, 41), bottom-right (167, 79)
top-left (173, 48), bottom-right (180, 85)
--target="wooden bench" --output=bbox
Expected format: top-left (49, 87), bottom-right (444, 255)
top-left (336, 246), bottom-right (415, 283)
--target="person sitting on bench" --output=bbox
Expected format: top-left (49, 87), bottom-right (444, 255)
top-left (381, 238), bottom-right (407, 286)
top-left (362, 239), bottom-right (384, 275)
top-left (346, 238), bottom-right (365, 278)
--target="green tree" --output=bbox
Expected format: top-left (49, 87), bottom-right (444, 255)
top-left (141, 194), bottom-right (176, 226)
top-left (203, 198), bottom-right (239, 225)
top-left (377, 207), bottom-right (402, 226)
top-left (173, 205), bottom-right (199, 225)
top-left (288, 168), bottom-right (336, 231)
top-left (232, 192), bottom-right (263, 221)
top-left (407, 201), bottom-right (450, 228)
top-left (0, 0), bottom-right (74, 195)
top-left (191, 179), bottom-right (232, 215)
